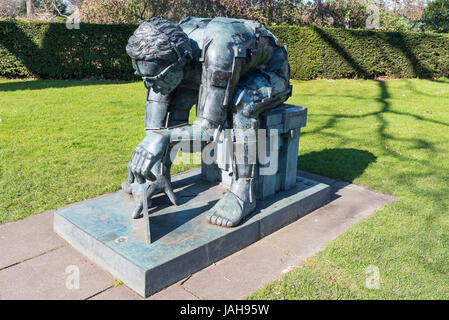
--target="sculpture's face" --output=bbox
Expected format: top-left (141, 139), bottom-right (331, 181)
top-left (133, 58), bottom-right (184, 95)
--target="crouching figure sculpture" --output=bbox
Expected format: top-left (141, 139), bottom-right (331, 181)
top-left (123, 16), bottom-right (291, 227)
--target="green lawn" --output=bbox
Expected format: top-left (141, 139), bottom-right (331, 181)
top-left (248, 78), bottom-right (449, 299)
top-left (1, 77), bottom-right (449, 299)
top-left (0, 79), bottom-right (196, 222)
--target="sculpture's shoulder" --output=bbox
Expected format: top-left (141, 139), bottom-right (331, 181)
top-left (195, 17), bottom-right (257, 66)
top-left (205, 18), bottom-right (281, 70)
top-left (179, 17), bottom-right (262, 50)
top-left (178, 16), bottom-right (213, 62)
top-left (204, 17), bottom-right (257, 46)
top-left (179, 16), bottom-right (279, 49)
top-left (179, 16), bottom-right (281, 71)
top-left (178, 16), bottom-right (213, 35)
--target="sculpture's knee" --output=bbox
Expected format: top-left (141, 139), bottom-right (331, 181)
top-left (232, 83), bottom-right (270, 119)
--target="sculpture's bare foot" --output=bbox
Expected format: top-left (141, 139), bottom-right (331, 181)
top-left (206, 190), bottom-right (256, 227)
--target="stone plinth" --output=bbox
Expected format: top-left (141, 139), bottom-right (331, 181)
top-left (54, 168), bottom-right (330, 297)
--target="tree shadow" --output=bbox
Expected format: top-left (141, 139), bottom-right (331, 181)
top-left (307, 27), bottom-right (449, 145)
top-left (314, 26), bottom-right (436, 79)
top-left (382, 32), bottom-right (433, 78)
top-left (0, 78), bottom-right (134, 92)
top-left (432, 78), bottom-right (449, 84)
top-left (296, 27), bottom-right (449, 192)
top-left (313, 27), bottom-right (369, 79)
top-left (298, 148), bottom-right (377, 183)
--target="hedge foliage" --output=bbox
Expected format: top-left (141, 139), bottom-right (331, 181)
top-left (0, 20), bottom-right (136, 79)
top-left (1, 20), bottom-right (448, 80)
top-left (271, 26), bottom-right (449, 79)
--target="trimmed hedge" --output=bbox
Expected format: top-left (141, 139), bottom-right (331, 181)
top-left (1, 20), bottom-right (448, 80)
top-left (0, 20), bottom-right (136, 79)
top-left (271, 26), bottom-right (449, 79)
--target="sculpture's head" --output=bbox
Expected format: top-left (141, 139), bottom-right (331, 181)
top-left (126, 18), bottom-right (192, 95)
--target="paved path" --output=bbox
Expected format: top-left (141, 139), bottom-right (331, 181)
top-left (0, 171), bottom-right (395, 300)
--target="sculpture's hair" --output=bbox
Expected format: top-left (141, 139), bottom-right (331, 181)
top-left (126, 18), bottom-right (192, 61)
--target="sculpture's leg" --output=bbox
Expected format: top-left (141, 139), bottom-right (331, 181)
top-left (205, 60), bottom-right (291, 227)
top-left (206, 113), bottom-right (257, 227)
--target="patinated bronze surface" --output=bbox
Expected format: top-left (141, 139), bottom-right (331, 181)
top-left (124, 17), bottom-right (291, 228)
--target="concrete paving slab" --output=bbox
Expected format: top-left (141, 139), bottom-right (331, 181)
top-left (147, 284), bottom-right (199, 300)
top-left (89, 285), bottom-right (143, 300)
top-left (323, 183), bottom-right (395, 218)
top-left (89, 280), bottom-right (199, 300)
top-left (261, 183), bottom-right (396, 260)
top-left (182, 240), bottom-right (302, 300)
top-left (0, 210), bottom-right (66, 270)
top-left (297, 170), bottom-right (337, 186)
top-left (0, 246), bottom-right (114, 300)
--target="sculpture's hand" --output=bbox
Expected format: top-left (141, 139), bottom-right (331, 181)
top-left (129, 172), bottom-right (178, 219)
top-left (127, 130), bottom-right (170, 184)
top-left (124, 130), bottom-right (177, 219)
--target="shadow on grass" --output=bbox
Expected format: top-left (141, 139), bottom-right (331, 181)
top-left (299, 148), bottom-right (377, 183)
top-left (0, 78), bottom-right (135, 92)
top-left (432, 78), bottom-right (449, 84)
top-left (305, 28), bottom-right (449, 165)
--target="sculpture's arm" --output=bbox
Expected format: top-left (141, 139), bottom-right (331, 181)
top-left (137, 40), bottom-right (244, 148)
top-left (126, 88), bottom-right (185, 218)
top-left (194, 39), bottom-right (242, 130)
top-left (127, 84), bottom-right (214, 184)
top-left (128, 89), bottom-right (172, 184)
top-left (160, 39), bottom-right (243, 144)
top-left (130, 39), bottom-right (244, 182)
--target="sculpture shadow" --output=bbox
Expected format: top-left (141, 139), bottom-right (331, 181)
top-left (298, 148), bottom-right (377, 201)
top-left (149, 203), bottom-right (215, 242)
top-left (145, 173), bottom-right (219, 241)
top-left (299, 148), bottom-right (377, 183)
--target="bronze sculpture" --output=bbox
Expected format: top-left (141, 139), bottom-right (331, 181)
top-left (123, 16), bottom-right (291, 227)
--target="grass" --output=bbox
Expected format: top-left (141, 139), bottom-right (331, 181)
top-left (247, 78), bottom-right (449, 299)
top-left (1, 77), bottom-right (449, 299)
top-left (0, 79), bottom-right (197, 222)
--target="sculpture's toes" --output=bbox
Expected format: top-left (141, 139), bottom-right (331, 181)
top-left (122, 181), bottom-right (133, 194)
top-left (206, 206), bottom-right (216, 222)
top-left (224, 218), bottom-right (235, 227)
top-left (209, 214), bottom-right (219, 225)
top-left (219, 217), bottom-right (229, 227)
top-left (206, 192), bottom-right (243, 227)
